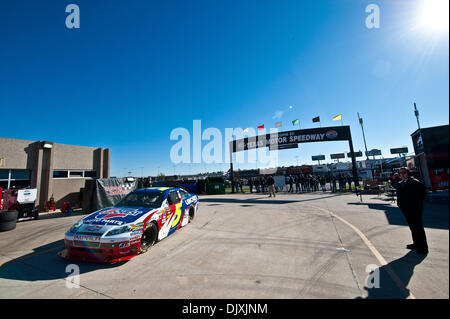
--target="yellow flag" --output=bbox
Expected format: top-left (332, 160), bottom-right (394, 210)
top-left (333, 114), bottom-right (342, 121)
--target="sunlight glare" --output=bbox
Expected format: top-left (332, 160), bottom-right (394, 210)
top-left (420, 0), bottom-right (449, 32)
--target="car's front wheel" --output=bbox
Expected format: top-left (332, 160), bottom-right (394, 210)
top-left (139, 223), bottom-right (158, 253)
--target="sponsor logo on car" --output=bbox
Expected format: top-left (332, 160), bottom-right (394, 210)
top-left (85, 225), bottom-right (103, 232)
top-left (74, 235), bottom-right (101, 241)
top-left (97, 208), bottom-right (144, 219)
top-left (130, 222), bottom-right (144, 231)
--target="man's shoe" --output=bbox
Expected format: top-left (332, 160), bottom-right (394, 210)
top-left (406, 244), bottom-right (417, 250)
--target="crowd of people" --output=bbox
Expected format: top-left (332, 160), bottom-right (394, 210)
top-left (285, 174), bottom-right (354, 193)
top-left (232, 176), bottom-right (274, 194)
top-left (232, 173), bottom-right (355, 194)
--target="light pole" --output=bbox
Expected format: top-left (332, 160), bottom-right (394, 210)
top-left (357, 112), bottom-right (369, 160)
top-left (358, 112), bottom-right (375, 180)
top-left (414, 102), bottom-right (421, 130)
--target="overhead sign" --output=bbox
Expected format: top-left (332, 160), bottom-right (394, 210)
top-left (312, 155), bottom-right (326, 161)
top-left (269, 143), bottom-right (298, 151)
top-left (330, 153), bottom-right (345, 159)
top-left (347, 151), bottom-right (363, 158)
top-left (390, 147), bottom-right (409, 154)
top-left (366, 149), bottom-right (382, 156)
top-left (229, 124), bottom-right (361, 188)
top-left (232, 126), bottom-right (352, 152)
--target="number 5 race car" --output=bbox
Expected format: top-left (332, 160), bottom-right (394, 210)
top-left (58, 187), bottom-right (198, 263)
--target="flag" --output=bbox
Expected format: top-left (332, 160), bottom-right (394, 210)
top-left (292, 119), bottom-right (299, 126)
top-left (333, 114), bottom-right (342, 121)
top-left (312, 116), bottom-right (320, 123)
top-left (257, 124), bottom-right (264, 130)
top-left (275, 121), bottom-right (282, 128)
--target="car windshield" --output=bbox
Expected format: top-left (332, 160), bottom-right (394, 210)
top-left (115, 191), bottom-right (165, 208)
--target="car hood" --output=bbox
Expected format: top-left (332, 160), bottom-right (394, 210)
top-left (81, 206), bottom-right (158, 227)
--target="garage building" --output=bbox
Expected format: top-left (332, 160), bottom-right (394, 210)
top-left (0, 137), bottom-right (110, 210)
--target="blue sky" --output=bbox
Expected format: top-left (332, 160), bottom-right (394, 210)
top-left (1, 0), bottom-right (448, 177)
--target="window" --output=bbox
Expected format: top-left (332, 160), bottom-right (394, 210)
top-left (84, 170), bottom-right (97, 178)
top-left (53, 170), bottom-right (69, 178)
top-left (0, 169), bottom-right (31, 189)
top-left (0, 170), bottom-right (9, 180)
top-left (53, 170), bottom-right (97, 179)
top-left (115, 191), bottom-right (165, 209)
top-left (167, 191), bottom-right (181, 205)
top-left (11, 170), bottom-right (30, 180)
top-left (69, 171), bottom-right (83, 178)
top-left (181, 191), bottom-right (190, 200)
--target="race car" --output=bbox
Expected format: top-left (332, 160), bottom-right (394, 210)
top-left (58, 187), bottom-right (198, 263)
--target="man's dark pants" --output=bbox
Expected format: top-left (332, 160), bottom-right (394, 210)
top-left (401, 207), bottom-right (428, 251)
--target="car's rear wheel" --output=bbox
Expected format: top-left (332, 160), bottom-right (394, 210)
top-left (139, 223), bottom-right (158, 254)
top-left (188, 205), bottom-right (195, 223)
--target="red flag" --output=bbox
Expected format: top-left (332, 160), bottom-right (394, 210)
top-left (257, 124), bottom-right (264, 130)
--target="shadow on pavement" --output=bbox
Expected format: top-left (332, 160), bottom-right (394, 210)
top-left (36, 210), bottom-right (88, 221)
top-left (200, 193), bottom-right (346, 205)
top-left (358, 251), bottom-right (427, 299)
top-left (348, 202), bottom-right (449, 230)
top-left (0, 240), bottom-right (126, 283)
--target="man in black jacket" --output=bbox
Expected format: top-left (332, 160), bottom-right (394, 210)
top-left (396, 167), bottom-right (428, 254)
top-left (268, 175), bottom-right (276, 198)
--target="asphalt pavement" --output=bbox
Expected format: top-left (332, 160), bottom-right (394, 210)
top-left (0, 191), bottom-right (448, 299)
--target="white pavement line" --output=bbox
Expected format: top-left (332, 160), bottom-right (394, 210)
top-left (307, 204), bottom-right (416, 299)
top-left (327, 212), bottom-right (363, 296)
